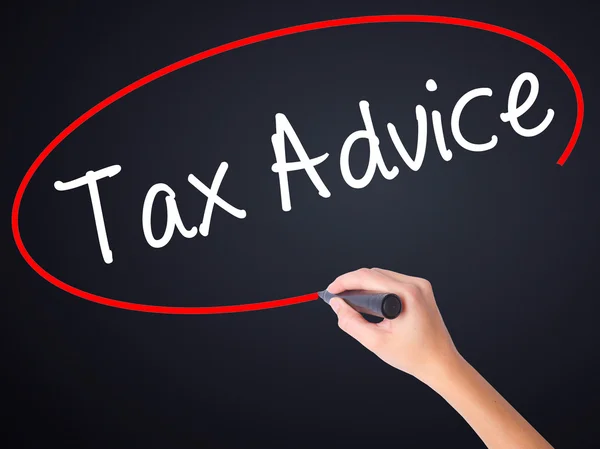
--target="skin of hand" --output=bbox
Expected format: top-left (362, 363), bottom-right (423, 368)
top-left (327, 267), bottom-right (458, 384)
top-left (327, 268), bottom-right (554, 449)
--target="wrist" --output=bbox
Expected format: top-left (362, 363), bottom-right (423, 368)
top-left (418, 348), bottom-right (470, 391)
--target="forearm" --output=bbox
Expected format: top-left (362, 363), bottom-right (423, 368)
top-left (424, 354), bottom-right (554, 449)
top-left (327, 269), bottom-right (552, 447)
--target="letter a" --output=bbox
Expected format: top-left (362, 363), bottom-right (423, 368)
top-left (271, 113), bottom-right (330, 212)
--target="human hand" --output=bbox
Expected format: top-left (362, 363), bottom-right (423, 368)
top-left (327, 268), bottom-right (460, 384)
top-left (328, 268), bottom-right (555, 449)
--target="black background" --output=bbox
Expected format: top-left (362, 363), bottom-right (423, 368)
top-left (3, 1), bottom-right (599, 448)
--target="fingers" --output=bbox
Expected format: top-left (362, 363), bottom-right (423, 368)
top-left (370, 268), bottom-right (420, 285)
top-left (330, 297), bottom-right (384, 351)
top-left (327, 268), bottom-right (420, 307)
top-left (371, 268), bottom-right (432, 292)
top-left (328, 268), bottom-right (398, 294)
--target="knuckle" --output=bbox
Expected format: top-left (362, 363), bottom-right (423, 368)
top-left (337, 316), bottom-right (350, 332)
top-left (330, 274), bottom-right (347, 289)
top-left (403, 283), bottom-right (420, 299)
top-left (416, 278), bottom-right (433, 292)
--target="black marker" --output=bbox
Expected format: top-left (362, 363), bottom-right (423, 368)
top-left (318, 290), bottom-right (402, 319)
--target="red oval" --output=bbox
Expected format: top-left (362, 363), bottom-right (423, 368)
top-left (12, 15), bottom-right (585, 314)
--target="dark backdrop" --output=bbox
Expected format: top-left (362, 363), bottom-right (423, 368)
top-left (3, 1), bottom-right (599, 448)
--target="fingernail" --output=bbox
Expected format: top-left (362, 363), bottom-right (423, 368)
top-left (330, 297), bottom-right (340, 314)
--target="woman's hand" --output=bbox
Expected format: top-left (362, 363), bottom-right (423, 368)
top-left (327, 267), bottom-right (554, 449)
top-left (327, 267), bottom-right (458, 383)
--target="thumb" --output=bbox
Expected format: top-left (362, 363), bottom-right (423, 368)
top-left (330, 297), bottom-right (384, 351)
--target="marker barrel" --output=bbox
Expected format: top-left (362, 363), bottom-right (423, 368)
top-left (319, 290), bottom-right (402, 319)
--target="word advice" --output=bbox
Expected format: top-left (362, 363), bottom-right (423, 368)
top-left (55, 72), bottom-right (553, 263)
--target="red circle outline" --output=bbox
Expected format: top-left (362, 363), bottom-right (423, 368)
top-left (11, 15), bottom-right (585, 314)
